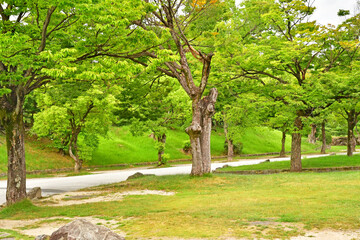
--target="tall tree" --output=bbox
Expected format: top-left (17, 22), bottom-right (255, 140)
top-left (0, 0), bottom-right (148, 204)
top-left (0, 0), bottom-right (87, 205)
top-left (91, 0), bottom-right (227, 175)
top-left (33, 83), bottom-right (115, 172)
top-left (215, 0), bottom-right (351, 171)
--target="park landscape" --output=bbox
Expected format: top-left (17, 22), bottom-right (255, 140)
top-left (1, 0), bottom-right (360, 239)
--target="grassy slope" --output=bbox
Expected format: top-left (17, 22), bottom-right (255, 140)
top-left (1, 172), bottom-right (360, 239)
top-left (0, 126), bottom-right (342, 172)
top-left (0, 135), bottom-right (74, 173)
top-left (218, 154), bottom-right (360, 171)
top-left (90, 126), bottom-right (325, 166)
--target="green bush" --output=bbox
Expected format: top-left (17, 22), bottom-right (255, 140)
top-left (182, 140), bottom-right (191, 154)
top-left (160, 153), bottom-right (170, 165)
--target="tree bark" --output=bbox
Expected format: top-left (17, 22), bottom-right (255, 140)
top-left (320, 121), bottom-right (326, 154)
top-left (308, 124), bottom-right (316, 144)
top-left (346, 110), bottom-right (357, 157)
top-left (351, 131), bottom-right (356, 153)
top-left (157, 133), bottom-right (166, 165)
top-left (69, 132), bottom-right (82, 172)
top-left (1, 89), bottom-right (27, 205)
top-left (186, 88), bottom-right (218, 176)
top-left (291, 116), bottom-right (303, 172)
top-left (223, 119), bottom-right (234, 161)
top-left (280, 131), bottom-right (286, 157)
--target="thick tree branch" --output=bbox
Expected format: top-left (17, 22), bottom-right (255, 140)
top-left (39, 6), bottom-right (57, 52)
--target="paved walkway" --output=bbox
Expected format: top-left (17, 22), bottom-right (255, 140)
top-left (0, 154), bottom-right (338, 204)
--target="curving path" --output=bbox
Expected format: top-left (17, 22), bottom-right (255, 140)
top-left (0, 153), bottom-right (340, 205)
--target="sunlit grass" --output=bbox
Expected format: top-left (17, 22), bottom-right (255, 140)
top-left (218, 154), bottom-right (360, 171)
top-left (1, 172), bottom-right (360, 239)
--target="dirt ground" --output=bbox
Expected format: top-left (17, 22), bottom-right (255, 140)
top-left (0, 190), bottom-right (359, 239)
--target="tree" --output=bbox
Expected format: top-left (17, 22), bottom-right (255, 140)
top-left (127, 77), bottom-right (191, 165)
top-left (215, 0), bottom-right (348, 171)
top-left (32, 83), bottom-right (115, 172)
top-left (91, 0), bottom-right (227, 175)
top-left (0, 0), bottom-right (88, 205)
top-left (0, 0), bottom-right (148, 204)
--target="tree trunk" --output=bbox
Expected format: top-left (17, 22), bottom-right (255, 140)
top-left (280, 131), bottom-right (286, 157)
top-left (224, 120), bottom-right (234, 161)
top-left (347, 110), bottom-right (357, 157)
top-left (320, 121), bottom-right (326, 154)
top-left (186, 88), bottom-right (218, 176)
top-left (2, 91), bottom-right (27, 205)
top-left (351, 131), bottom-right (356, 153)
top-left (69, 133), bottom-right (82, 172)
top-left (308, 124), bottom-right (317, 144)
top-left (291, 116), bottom-right (303, 172)
top-left (157, 133), bottom-right (166, 165)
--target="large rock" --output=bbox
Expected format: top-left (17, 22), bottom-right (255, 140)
top-left (27, 187), bottom-right (42, 199)
top-left (49, 219), bottom-right (125, 240)
top-left (127, 172), bottom-right (154, 180)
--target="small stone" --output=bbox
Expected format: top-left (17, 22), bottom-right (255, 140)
top-left (35, 235), bottom-right (50, 240)
top-left (27, 187), bottom-right (42, 199)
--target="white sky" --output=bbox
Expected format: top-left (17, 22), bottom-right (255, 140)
top-left (310, 0), bottom-right (358, 26)
top-left (235, 0), bottom-right (359, 26)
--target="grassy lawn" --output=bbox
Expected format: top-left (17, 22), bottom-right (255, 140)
top-left (0, 126), bottom-right (344, 175)
top-left (1, 172), bottom-right (360, 239)
top-left (218, 154), bottom-right (360, 172)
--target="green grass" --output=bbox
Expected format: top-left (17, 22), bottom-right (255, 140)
top-left (90, 126), bottom-right (322, 166)
top-left (0, 135), bottom-right (74, 173)
top-left (218, 154), bottom-right (360, 171)
top-left (90, 126), bottom-right (226, 166)
top-left (1, 172), bottom-right (360, 239)
top-left (0, 126), bottom-right (345, 174)
top-left (0, 228), bottom-right (32, 240)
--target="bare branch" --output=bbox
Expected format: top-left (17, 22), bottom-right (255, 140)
top-left (38, 6), bottom-right (57, 52)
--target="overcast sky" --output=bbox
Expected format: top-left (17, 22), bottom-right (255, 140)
top-left (310, 0), bottom-right (358, 26)
top-left (234, 0), bottom-right (359, 26)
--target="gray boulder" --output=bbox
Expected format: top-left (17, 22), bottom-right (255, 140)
top-left (127, 172), bottom-right (154, 180)
top-left (49, 219), bottom-right (124, 240)
top-left (35, 235), bottom-right (49, 240)
top-left (27, 187), bottom-right (42, 199)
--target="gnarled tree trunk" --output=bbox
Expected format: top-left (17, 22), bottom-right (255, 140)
top-left (280, 131), bottom-right (286, 157)
top-left (186, 88), bottom-right (218, 176)
top-left (320, 121), bottom-right (326, 154)
top-left (1, 88), bottom-right (27, 205)
top-left (308, 124), bottom-right (316, 144)
top-left (291, 116), bottom-right (303, 172)
top-left (69, 132), bottom-right (82, 172)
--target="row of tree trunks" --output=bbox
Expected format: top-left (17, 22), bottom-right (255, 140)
top-left (187, 88), bottom-right (218, 176)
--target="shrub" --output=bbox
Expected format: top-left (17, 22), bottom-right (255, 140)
top-left (182, 140), bottom-right (191, 154)
top-left (161, 153), bottom-right (170, 165)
